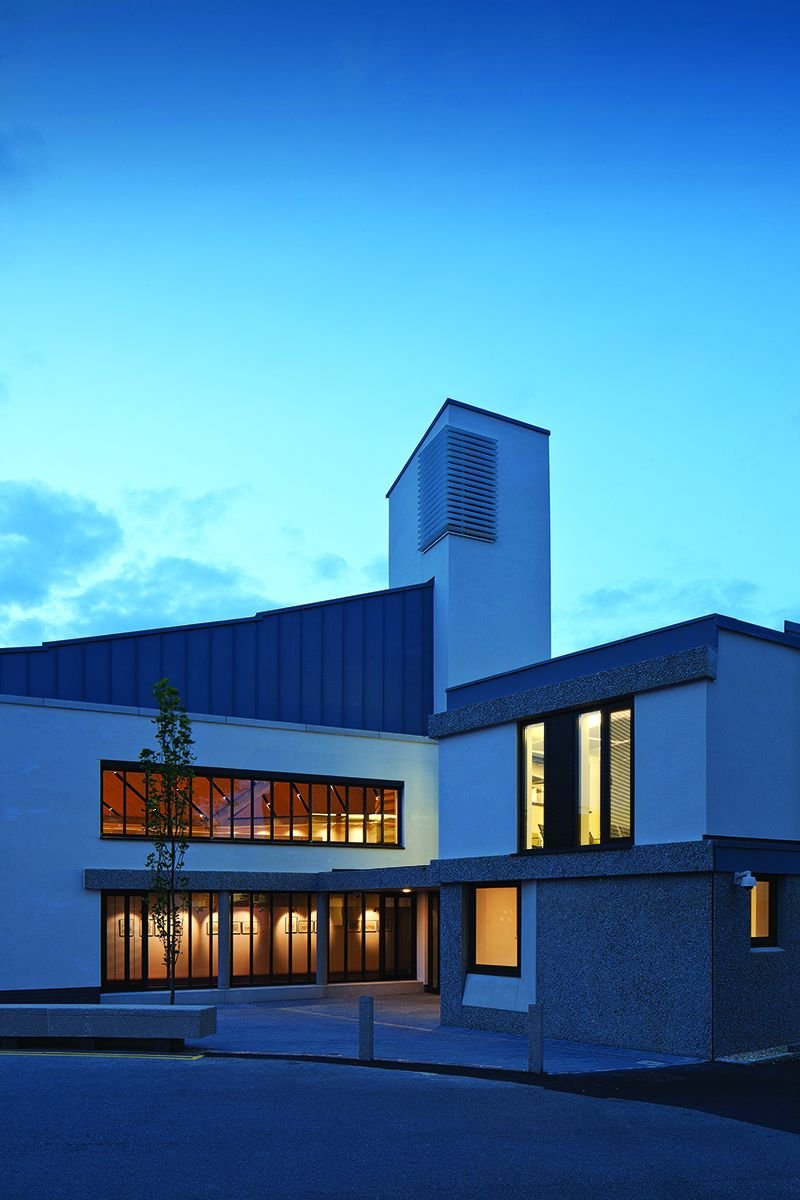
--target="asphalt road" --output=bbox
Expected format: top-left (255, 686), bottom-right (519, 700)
top-left (1, 1053), bottom-right (799, 1200)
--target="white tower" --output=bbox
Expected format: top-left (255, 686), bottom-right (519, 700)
top-left (388, 400), bottom-right (551, 710)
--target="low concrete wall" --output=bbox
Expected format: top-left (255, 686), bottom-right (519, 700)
top-left (0, 1004), bottom-right (216, 1043)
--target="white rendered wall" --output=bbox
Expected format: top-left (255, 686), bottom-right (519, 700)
top-left (0, 696), bottom-right (438, 992)
top-left (438, 724), bottom-right (519, 859)
top-left (462, 882), bottom-right (536, 1012)
top-left (438, 680), bottom-right (712, 856)
top-left (634, 682), bottom-right (709, 845)
top-left (416, 891), bottom-right (428, 984)
top-left (707, 631), bottom-right (800, 839)
top-left (389, 403), bottom-right (550, 709)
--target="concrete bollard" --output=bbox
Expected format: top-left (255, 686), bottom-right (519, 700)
top-left (527, 1003), bottom-right (544, 1074)
top-left (358, 995), bottom-right (375, 1061)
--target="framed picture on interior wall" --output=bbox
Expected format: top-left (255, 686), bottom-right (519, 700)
top-left (284, 915), bottom-right (298, 934)
top-left (347, 919), bottom-right (362, 932)
top-left (118, 918), bottom-right (134, 938)
top-left (241, 920), bottom-right (259, 935)
top-left (365, 920), bottom-right (379, 933)
top-left (205, 916), bottom-right (220, 936)
top-left (232, 920), bottom-right (244, 935)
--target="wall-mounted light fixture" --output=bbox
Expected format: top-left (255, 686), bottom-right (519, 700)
top-left (734, 871), bottom-right (757, 890)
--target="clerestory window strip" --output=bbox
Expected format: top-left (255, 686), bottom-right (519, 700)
top-left (100, 763), bottom-right (402, 847)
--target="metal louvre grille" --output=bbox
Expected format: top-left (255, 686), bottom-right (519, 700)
top-left (417, 427), bottom-right (497, 551)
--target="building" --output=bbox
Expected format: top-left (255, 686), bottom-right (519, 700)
top-left (2, 398), bottom-right (799, 1060)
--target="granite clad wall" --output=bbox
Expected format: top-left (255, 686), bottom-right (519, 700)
top-left (536, 874), bottom-right (713, 1057)
top-left (712, 874), bottom-right (800, 1057)
top-left (439, 884), bottom-right (470, 1027)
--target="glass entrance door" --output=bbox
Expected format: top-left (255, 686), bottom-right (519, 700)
top-left (328, 891), bottom-right (416, 982)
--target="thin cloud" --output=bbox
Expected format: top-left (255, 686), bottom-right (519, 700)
top-left (555, 575), bottom-right (765, 655)
top-left (311, 553), bottom-right (349, 581)
top-left (69, 556), bottom-right (273, 636)
top-left (119, 485), bottom-right (247, 543)
top-left (363, 555), bottom-right (388, 585)
top-left (0, 556), bottom-right (275, 647)
top-left (0, 482), bottom-right (278, 647)
top-left (281, 524), bottom-right (304, 542)
top-left (0, 481), bottom-right (122, 605)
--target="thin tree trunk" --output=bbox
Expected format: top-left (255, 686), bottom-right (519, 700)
top-left (169, 799), bottom-right (176, 1004)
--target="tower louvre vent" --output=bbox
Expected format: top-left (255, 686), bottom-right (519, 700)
top-left (417, 426), bottom-right (498, 552)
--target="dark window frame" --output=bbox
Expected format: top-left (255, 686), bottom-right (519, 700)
top-left (229, 891), bottom-right (316, 987)
top-left (101, 890), bottom-right (218, 992)
top-left (100, 762), bottom-right (404, 849)
top-left (468, 884), bottom-right (521, 977)
top-left (750, 876), bottom-right (778, 948)
top-left (518, 701), bottom-right (634, 854)
top-left (327, 890), bottom-right (418, 984)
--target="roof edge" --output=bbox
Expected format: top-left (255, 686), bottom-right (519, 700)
top-left (0, 579), bottom-right (434, 654)
top-left (431, 645), bottom-right (718, 739)
top-left (386, 398), bottom-right (550, 498)
top-left (446, 612), bottom-right (800, 699)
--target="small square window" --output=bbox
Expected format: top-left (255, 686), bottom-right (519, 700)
top-left (470, 886), bottom-right (520, 975)
top-left (750, 878), bottom-right (777, 947)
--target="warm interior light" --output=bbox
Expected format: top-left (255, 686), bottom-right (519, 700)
top-left (751, 880), bottom-right (771, 939)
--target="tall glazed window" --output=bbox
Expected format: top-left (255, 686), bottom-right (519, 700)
top-left (521, 702), bottom-right (633, 851)
top-left (102, 892), bottom-right (217, 991)
top-left (523, 723), bottom-right (545, 849)
top-left (328, 891), bottom-right (416, 982)
top-left (608, 708), bottom-right (632, 840)
top-left (230, 892), bottom-right (316, 985)
top-left (578, 711), bottom-right (602, 846)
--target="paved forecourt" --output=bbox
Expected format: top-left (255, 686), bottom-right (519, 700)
top-left (187, 993), bottom-right (700, 1074)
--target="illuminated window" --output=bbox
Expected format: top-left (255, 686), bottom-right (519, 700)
top-left (578, 711), bottom-right (602, 846)
top-left (102, 892), bottom-right (218, 990)
top-left (471, 886), bottom-right (519, 975)
top-left (328, 891), bottom-right (416, 982)
top-left (750, 878), bottom-right (776, 947)
top-left (523, 723), bottom-right (545, 849)
top-left (522, 704), bottom-right (632, 851)
top-left (101, 765), bottom-right (402, 847)
top-left (230, 892), bottom-right (316, 985)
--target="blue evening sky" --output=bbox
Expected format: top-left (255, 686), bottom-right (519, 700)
top-left (1, 0), bottom-right (798, 657)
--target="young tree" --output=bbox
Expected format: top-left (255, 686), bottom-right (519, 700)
top-left (140, 678), bottom-right (195, 1005)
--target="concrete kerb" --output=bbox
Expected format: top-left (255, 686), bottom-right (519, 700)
top-left (196, 1046), bottom-right (714, 1086)
top-left (200, 1048), bottom-right (554, 1085)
